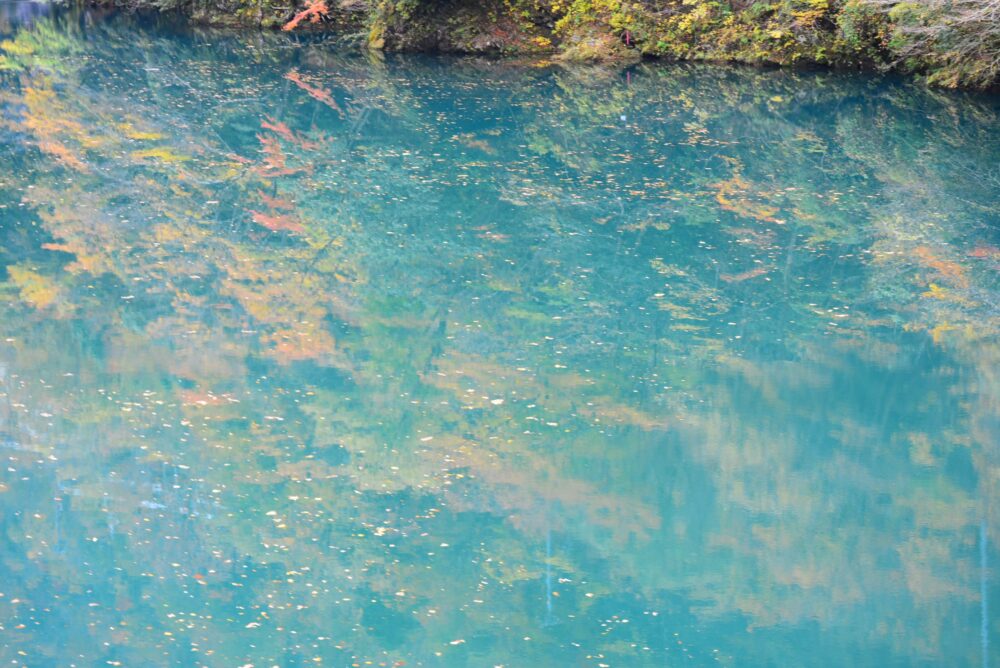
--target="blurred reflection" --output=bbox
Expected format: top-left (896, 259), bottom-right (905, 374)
top-left (0, 5), bottom-right (998, 666)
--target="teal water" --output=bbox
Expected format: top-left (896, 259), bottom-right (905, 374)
top-left (1, 4), bottom-right (1000, 665)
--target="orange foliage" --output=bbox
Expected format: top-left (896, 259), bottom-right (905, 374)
top-left (476, 230), bottom-right (510, 242)
top-left (260, 117), bottom-right (320, 151)
top-left (22, 85), bottom-right (93, 172)
top-left (710, 163), bottom-right (784, 224)
top-left (37, 139), bottom-right (88, 171)
top-left (913, 246), bottom-right (969, 288)
top-left (258, 191), bottom-right (295, 210)
top-left (261, 117), bottom-right (295, 142)
top-left (721, 266), bottom-right (771, 283)
top-left (180, 390), bottom-right (229, 407)
top-left (969, 245), bottom-right (1000, 260)
top-left (41, 239), bottom-right (100, 273)
top-left (253, 135), bottom-right (300, 177)
top-left (579, 397), bottom-right (669, 431)
top-left (285, 70), bottom-right (344, 117)
top-left (250, 210), bottom-right (304, 233)
top-left (282, 0), bottom-right (328, 31)
top-left (455, 133), bottom-right (497, 155)
top-left (265, 328), bottom-right (337, 362)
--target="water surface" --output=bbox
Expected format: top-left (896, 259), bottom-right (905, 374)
top-left (1, 6), bottom-right (999, 666)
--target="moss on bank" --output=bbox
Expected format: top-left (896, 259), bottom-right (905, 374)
top-left (98, 0), bottom-right (999, 88)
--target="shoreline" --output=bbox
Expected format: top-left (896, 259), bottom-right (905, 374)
top-left (78, 0), bottom-right (1000, 90)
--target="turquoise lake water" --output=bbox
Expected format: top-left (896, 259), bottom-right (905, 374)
top-left (1, 3), bottom-right (999, 665)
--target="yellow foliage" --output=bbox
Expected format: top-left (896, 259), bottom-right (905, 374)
top-left (930, 322), bottom-right (957, 344)
top-left (41, 241), bottom-right (100, 274)
top-left (1, 38), bottom-right (34, 56)
top-left (920, 282), bottom-right (974, 307)
top-left (710, 162), bottom-right (784, 224)
top-left (131, 147), bottom-right (191, 163)
top-left (20, 84), bottom-right (100, 171)
top-left (7, 264), bottom-right (60, 309)
top-left (119, 122), bottom-right (165, 141)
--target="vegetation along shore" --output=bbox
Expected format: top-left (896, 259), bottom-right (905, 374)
top-left (90, 0), bottom-right (1000, 89)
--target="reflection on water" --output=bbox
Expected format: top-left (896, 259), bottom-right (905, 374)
top-left (0, 5), bottom-right (999, 665)
top-left (0, 0), bottom-right (49, 31)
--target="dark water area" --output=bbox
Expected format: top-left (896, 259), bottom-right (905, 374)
top-left (0, 4), bottom-right (999, 665)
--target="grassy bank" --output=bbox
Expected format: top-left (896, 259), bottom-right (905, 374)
top-left (102, 0), bottom-right (1000, 88)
